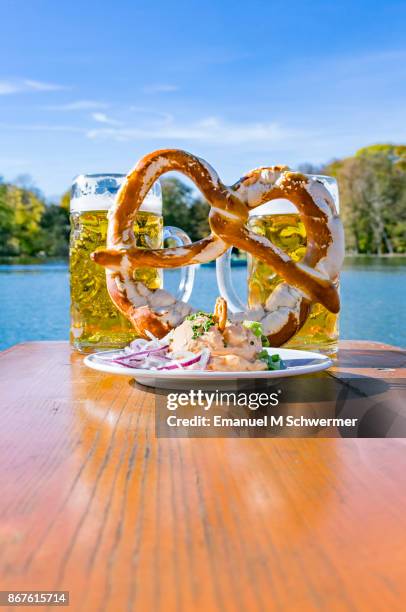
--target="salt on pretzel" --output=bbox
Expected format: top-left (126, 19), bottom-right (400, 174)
top-left (91, 149), bottom-right (344, 344)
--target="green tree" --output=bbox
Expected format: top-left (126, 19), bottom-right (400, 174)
top-left (356, 144), bottom-right (406, 171)
top-left (162, 178), bottom-right (195, 230)
top-left (162, 177), bottom-right (210, 241)
top-left (60, 189), bottom-right (70, 212)
top-left (0, 179), bottom-right (70, 259)
top-left (0, 180), bottom-right (19, 256)
top-left (40, 204), bottom-right (70, 257)
top-left (5, 185), bottom-right (45, 255)
top-left (189, 197), bottom-right (210, 241)
top-left (325, 145), bottom-right (406, 254)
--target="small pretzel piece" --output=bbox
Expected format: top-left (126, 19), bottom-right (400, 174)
top-left (214, 297), bottom-right (228, 332)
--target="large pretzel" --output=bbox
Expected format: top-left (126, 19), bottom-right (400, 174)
top-left (91, 149), bottom-right (344, 344)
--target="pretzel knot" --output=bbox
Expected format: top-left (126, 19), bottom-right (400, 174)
top-left (91, 149), bottom-right (344, 344)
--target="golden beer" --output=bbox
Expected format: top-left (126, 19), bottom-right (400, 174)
top-left (70, 210), bottom-right (163, 352)
top-left (247, 212), bottom-right (339, 354)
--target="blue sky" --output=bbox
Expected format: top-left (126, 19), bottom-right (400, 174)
top-left (1, 0), bottom-right (406, 198)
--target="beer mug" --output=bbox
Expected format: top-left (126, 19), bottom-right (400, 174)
top-left (70, 174), bottom-right (195, 352)
top-left (216, 175), bottom-right (340, 354)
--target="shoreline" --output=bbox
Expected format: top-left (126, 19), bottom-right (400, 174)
top-left (1, 253), bottom-right (406, 266)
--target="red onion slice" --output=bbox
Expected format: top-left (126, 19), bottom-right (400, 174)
top-left (102, 337), bottom-right (211, 372)
top-left (157, 353), bottom-right (203, 370)
top-left (113, 344), bottom-right (170, 364)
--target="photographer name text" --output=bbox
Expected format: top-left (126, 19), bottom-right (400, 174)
top-left (166, 415), bottom-right (358, 428)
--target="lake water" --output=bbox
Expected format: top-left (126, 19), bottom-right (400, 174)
top-left (0, 258), bottom-right (405, 351)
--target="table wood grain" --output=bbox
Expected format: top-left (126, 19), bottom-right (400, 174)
top-left (0, 340), bottom-right (405, 612)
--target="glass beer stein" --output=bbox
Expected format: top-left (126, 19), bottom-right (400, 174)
top-left (216, 175), bottom-right (341, 355)
top-left (70, 174), bottom-right (194, 352)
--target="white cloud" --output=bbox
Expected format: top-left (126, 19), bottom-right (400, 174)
top-left (45, 100), bottom-right (108, 111)
top-left (0, 81), bottom-right (20, 95)
top-left (91, 112), bottom-right (122, 126)
top-left (23, 79), bottom-right (68, 91)
top-left (0, 122), bottom-right (84, 133)
top-left (129, 106), bottom-right (173, 124)
top-left (85, 116), bottom-right (306, 146)
top-left (142, 84), bottom-right (179, 94)
top-left (0, 78), bottom-right (69, 95)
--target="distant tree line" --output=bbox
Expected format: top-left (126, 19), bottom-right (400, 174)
top-left (322, 144), bottom-right (406, 254)
top-left (0, 177), bottom-right (70, 259)
top-left (0, 144), bottom-right (405, 260)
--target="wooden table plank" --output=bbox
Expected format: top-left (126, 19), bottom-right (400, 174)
top-left (330, 340), bottom-right (406, 378)
top-left (0, 341), bottom-right (405, 612)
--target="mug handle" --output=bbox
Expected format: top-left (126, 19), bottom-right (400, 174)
top-left (216, 247), bottom-right (247, 313)
top-left (163, 226), bottom-right (195, 303)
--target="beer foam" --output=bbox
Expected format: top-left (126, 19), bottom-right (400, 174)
top-left (248, 198), bottom-right (298, 216)
top-left (248, 175), bottom-right (339, 217)
top-left (70, 174), bottom-right (162, 214)
top-left (70, 191), bottom-right (162, 214)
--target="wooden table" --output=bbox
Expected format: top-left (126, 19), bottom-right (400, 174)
top-left (0, 340), bottom-right (405, 612)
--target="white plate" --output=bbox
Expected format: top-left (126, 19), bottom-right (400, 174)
top-left (84, 348), bottom-right (333, 388)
